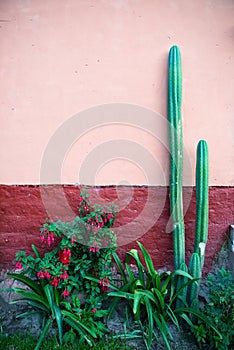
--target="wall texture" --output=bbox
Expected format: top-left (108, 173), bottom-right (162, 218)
top-left (0, 185), bottom-right (233, 274)
top-left (0, 1), bottom-right (233, 270)
top-left (0, 0), bottom-right (233, 185)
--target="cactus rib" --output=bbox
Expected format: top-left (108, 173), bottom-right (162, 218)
top-left (168, 45), bottom-right (185, 269)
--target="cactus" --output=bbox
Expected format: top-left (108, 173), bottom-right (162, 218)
top-left (188, 253), bottom-right (201, 310)
top-left (176, 262), bottom-right (188, 309)
top-left (194, 140), bottom-right (209, 268)
top-left (167, 46), bottom-right (209, 308)
top-left (168, 45), bottom-right (185, 270)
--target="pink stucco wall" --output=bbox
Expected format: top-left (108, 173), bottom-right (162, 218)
top-left (0, 0), bottom-right (233, 186)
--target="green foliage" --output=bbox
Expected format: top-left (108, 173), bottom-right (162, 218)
top-left (107, 242), bottom-right (203, 350)
top-left (192, 268), bottom-right (234, 349)
top-left (0, 333), bottom-right (133, 350)
top-left (8, 188), bottom-right (118, 349)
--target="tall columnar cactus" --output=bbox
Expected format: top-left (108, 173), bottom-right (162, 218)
top-left (168, 45), bottom-right (185, 270)
top-left (194, 140), bottom-right (209, 268)
top-left (168, 46), bottom-right (209, 306)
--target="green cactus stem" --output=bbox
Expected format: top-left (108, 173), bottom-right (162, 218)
top-left (168, 45), bottom-right (185, 269)
top-left (188, 252), bottom-right (201, 309)
top-left (176, 262), bottom-right (188, 309)
top-left (194, 140), bottom-right (209, 269)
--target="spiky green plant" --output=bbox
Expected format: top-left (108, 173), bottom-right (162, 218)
top-left (168, 45), bottom-right (185, 270)
top-left (168, 46), bottom-right (209, 307)
top-left (194, 139), bottom-right (209, 267)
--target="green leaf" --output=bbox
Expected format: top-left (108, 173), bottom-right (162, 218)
top-left (44, 284), bottom-right (55, 317)
top-left (112, 252), bottom-right (128, 284)
top-left (144, 296), bottom-right (153, 348)
top-left (126, 249), bottom-right (145, 286)
top-left (174, 269), bottom-right (194, 280)
top-left (54, 304), bottom-right (63, 345)
top-left (175, 307), bottom-right (223, 340)
top-left (125, 263), bottom-right (136, 284)
top-left (10, 288), bottom-right (49, 309)
top-left (31, 244), bottom-right (41, 258)
top-left (85, 274), bottom-right (119, 291)
top-left (16, 310), bottom-right (40, 319)
top-left (7, 273), bottom-right (44, 296)
top-left (166, 304), bottom-right (180, 330)
top-left (11, 299), bottom-right (49, 313)
top-left (137, 241), bottom-right (157, 278)
top-left (108, 291), bottom-right (134, 300)
top-left (153, 315), bottom-right (171, 350)
top-left (34, 318), bottom-right (52, 350)
top-left (152, 288), bottom-right (165, 312)
top-left (62, 310), bottom-right (96, 338)
top-left (133, 291), bottom-right (142, 314)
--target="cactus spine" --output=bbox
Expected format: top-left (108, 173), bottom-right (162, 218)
top-left (168, 46), bottom-right (209, 307)
top-left (168, 45), bottom-right (185, 270)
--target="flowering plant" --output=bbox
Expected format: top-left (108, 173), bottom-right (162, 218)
top-left (10, 189), bottom-right (118, 347)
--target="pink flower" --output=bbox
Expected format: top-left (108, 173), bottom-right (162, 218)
top-left (89, 240), bottom-right (100, 253)
top-left (43, 271), bottom-right (51, 279)
top-left (37, 271), bottom-right (45, 279)
top-left (15, 261), bottom-right (22, 269)
top-left (51, 277), bottom-right (60, 287)
top-left (50, 233), bottom-right (55, 243)
top-left (99, 278), bottom-right (110, 292)
top-left (70, 236), bottom-right (75, 244)
top-left (40, 234), bottom-right (46, 243)
top-left (62, 289), bottom-right (70, 297)
top-left (60, 270), bottom-right (69, 280)
top-left (91, 308), bottom-right (97, 313)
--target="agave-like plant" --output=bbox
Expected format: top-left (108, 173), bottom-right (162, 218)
top-left (105, 242), bottom-right (221, 350)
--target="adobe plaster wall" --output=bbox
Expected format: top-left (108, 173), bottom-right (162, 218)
top-left (0, 1), bottom-right (233, 269)
top-left (0, 0), bottom-right (233, 185)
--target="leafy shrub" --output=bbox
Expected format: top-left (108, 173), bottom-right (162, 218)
top-left (7, 189), bottom-right (118, 349)
top-left (192, 268), bottom-right (234, 349)
top-left (88, 242), bottom-right (219, 350)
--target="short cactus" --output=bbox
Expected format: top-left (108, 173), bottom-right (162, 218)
top-left (188, 252), bottom-right (201, 310)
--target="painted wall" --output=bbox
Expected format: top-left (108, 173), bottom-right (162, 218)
top-left (0, 1), bottom-right (233, 271)
top-left (0, 0), bottom-right (233, 186)
top-left (1, 185), bottom-right (233, 274)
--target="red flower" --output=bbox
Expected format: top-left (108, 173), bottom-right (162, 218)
top-left (60, 270), bottom-right (69, 280)
top-left (91, 308), bottom-right (97, 313)
top-left (40, 234), bottom-right (46, 243)
top-left (15, 261), bottom-right (22, 269)
top-left (62, 289), bottom-right (70, 297)
top-left (51, 277), bottom-right (60, 287)
top-left (59, 249), bottom-right (71, 265)
top-left (43, 271), bottom-right (51, 279)
top-left (89, 240), bottom-right (100, 253)
top-left (99, 278), bottom-right (110, 292)
top-left (37, 271), bottom-right (45, 279)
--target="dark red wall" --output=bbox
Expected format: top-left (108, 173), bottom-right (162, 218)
top-left (0, 185), bottom-right (233, 275)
